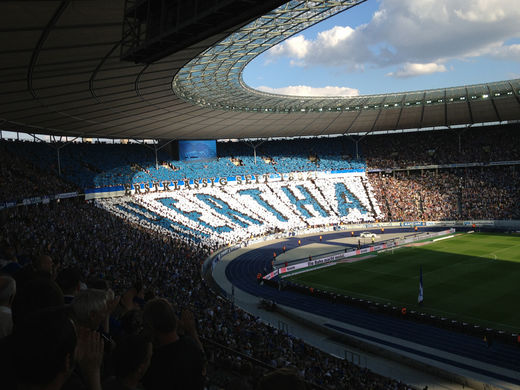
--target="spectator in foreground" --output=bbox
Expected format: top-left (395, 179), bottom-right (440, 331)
top-left (11, 307), bottom-right (78, 390)
top-left (11, 278), bottom-right (64, 329)
top-left (56, 267), bottom-right (82, 304)
top-left (0, 245), bottom-right (22, 275)
top-left (15, 254), bottom-right (55, 289)
top-left (0, 274), bottom-right (16, 338)
top-left (72, 288), bottom-right (118, 335)
top-left (142, 298), bottom-right (205, 390)
top-left (104, 334), bottom-right (153, 390)
top-left (72, 288), bottom-right (109, 331)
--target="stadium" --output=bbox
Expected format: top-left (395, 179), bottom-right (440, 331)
top-left (0, 1), bottom-right (519, 390)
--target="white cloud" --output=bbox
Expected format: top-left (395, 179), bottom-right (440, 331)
top-left (489, 44), bottom-right (520, 61)
top-left (270, 34), bottom-right (309, 59)
top-left (266, 0), bottom-right (520, 70)
top-left (454, 0), bottom-right (508, 23)
top-left (271, 27), bottom-right (355, 58)
top-left (386, 62), bottom-right (447, 78)
top-left (256, 85), bottom-right (359, 97)
top-left (316, 26), bottom-right (355, 47)
top-left (266, 26), bottom-right (369, 69)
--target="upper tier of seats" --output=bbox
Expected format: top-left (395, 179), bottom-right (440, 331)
top-left (1, 137), bottom-right (363, 190)
top-left (1, 124), bottom-right (518, 197)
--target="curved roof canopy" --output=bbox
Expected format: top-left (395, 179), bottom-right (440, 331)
top-left (0, 0), bottom-right (519, 140)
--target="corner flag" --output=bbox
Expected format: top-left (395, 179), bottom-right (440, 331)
top-left (418, 266), bottom-right (424, 304)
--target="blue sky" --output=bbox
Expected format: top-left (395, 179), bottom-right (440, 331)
top-left (243, 0), bottom-right (520, 96)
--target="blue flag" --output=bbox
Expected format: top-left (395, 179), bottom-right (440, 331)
top-left (418, 266), bottom-right (424, 304)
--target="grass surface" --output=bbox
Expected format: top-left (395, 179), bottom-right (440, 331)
top-left (288, 233), bottom-right (520, 331)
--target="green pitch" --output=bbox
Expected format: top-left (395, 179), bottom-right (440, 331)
top-left (288, 233), bottom-right (520, 331)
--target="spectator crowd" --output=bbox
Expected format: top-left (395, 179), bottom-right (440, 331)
top-left (363, 124), bottom-right (520, 169)
top-left (369, 166), bottom-right (519, 221)
top-left (0, 198), bottom-right (414, 390)
top-left (1, 124), bottom-right (519, 389)
top-left (0, 141), bottom-right (76, 203)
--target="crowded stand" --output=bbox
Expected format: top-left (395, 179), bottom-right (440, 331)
top-left (0, 198), bottom-right (413, 390)
top-left (1, 136), bottom-right (365, 192)
top-left (362, 124), bottom-right (520, 169)
top-left (1, 124), bottom-right (520, 390)
top-left (2, 140), bottom-right (163, 190)
top-left (369, 172), bottom-right (460, 221)
top-left (0, 141), bottom-right (76, 203)
top-left (370, 166), bottom-right (520, 221)
top-left (1, 125), bottom-right (518, 196)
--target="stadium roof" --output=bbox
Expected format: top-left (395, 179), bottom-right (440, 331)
top-left (1, 0), bottom-right (519, 140)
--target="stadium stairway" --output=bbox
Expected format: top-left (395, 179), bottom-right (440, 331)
top-left (224, 230), bottom-right (520, 388)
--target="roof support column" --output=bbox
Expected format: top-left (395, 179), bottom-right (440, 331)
top-left (347, 132), bottom-right (369, 160)
top-left (154, 145), bottom-right (159, 170)
top-left (141, 139), bottom-right (176, 170)
top-left (244, 140), bottom-right (266, 165)
top-left (32, 134), bottom-right (78, 176)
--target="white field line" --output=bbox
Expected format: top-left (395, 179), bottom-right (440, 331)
top-left (487, 241), bottom-right (520, 258)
